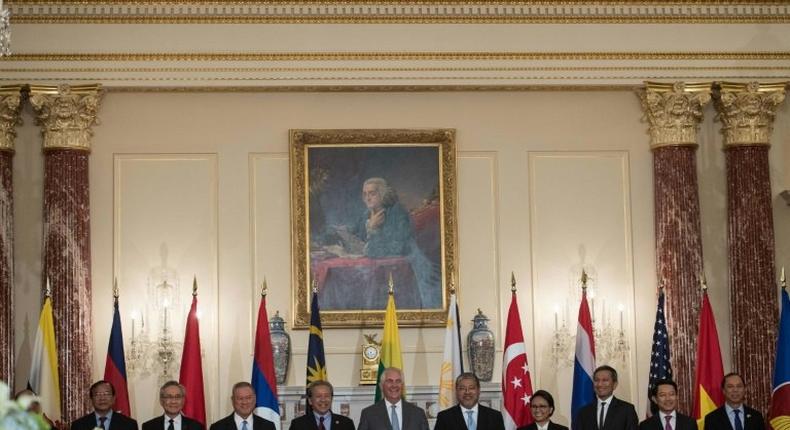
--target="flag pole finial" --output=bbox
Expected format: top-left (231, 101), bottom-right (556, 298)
top-left (510, 272), bottom-right (516, 293)
top-left (192, 275), bottom-right (198, 296)
top-left (113, 278), bottom-right (119, 300)
top-left (45, 277), bottom-right (52, 298)
top-left (781, 267), bottom-right (786, 290)
top-left (312, 276), bottom-right (318, 294)
top-left (388, 272), bottom-right (394, 295)
top-left (581, 269), bottom-right (589, 291)
top-left (700, 272), bottom-right (708, 291)
top-left (261, 277), bottom-right (268, 297)
top-left (449, 272), bottom-right (456, 295)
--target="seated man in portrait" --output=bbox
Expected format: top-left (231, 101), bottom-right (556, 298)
top-left (317, 177), bottom-right (441, 310)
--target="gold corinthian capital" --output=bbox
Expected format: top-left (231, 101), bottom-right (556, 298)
top-left (29, 84), bottom-right (104, 152)
top-left (638, 81), bottom-right (713, 150)
top-left (714, 81), bottom-right (787, 148)
top-left (0, 85), bottom-right (24, 153)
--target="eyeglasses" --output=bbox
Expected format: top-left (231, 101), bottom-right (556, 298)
top-left (161, 395), bottom-right (184, 400)
top-left (92, 392), bottom-right (113, 399)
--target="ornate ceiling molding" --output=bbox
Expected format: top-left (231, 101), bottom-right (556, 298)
top-left (7, 1), bottom-right (790, 24)
top-left (1, 51), bottom-right (788, 87)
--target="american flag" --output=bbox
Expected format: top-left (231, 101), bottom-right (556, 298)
top-left (647, 288), bottom-right (672, 416)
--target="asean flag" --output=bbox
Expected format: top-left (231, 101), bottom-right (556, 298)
top-left (769, 285), bottom-right (790, 430)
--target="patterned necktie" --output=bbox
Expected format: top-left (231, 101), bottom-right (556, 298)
top-left (319, 416), bottom-right (326, 430)
top-left (664, 415), bottom-right (672, 430)
top-left (99, 416), bottom-right (108, 430)
top-left (733, 409), bottom-right (744, 430)
top-left (168, 419), bottom-right (175, 430)
top-left (466, 410), bottom-right (476, 430)
top-left (241, 420), bottom-right (248, 430)
top-left (390, 405), bottom-right (400, 430)
top-left (599, 402), bottom-right (607, 430)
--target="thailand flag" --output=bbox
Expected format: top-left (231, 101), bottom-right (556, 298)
top-left (104, 294), bottom-right (131, 416)
top-left (252, 292), bottom-right (281, 430)
top-left (571, 288), bottom-right (596, 428)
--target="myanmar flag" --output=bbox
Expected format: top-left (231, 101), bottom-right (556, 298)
top-left (692, 290), bottom-right (724, 429)
top-left (374, 291), bottom-right (404, 402)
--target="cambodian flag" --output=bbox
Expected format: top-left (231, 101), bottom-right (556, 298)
top-left (571, 288), bottom-right (596, 428)
top-left (103, 293), bottom-right (131, 416)
top-left (252, 292), bottom-right (280, 430)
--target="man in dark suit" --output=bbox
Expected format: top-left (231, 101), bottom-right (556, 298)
top-left (209, 382), bottom-right (276, 430)
top-left (638, 380), bottom-right (696, 430)
top-left (434, 372), bottom-right (504, 430)
top-left (703, 373), bottom-right (765, 430)
top-left (142, 381), bottom-right (205, 430)
top-left (358, 367), bottom-right (428, 430)
top-left (70, 380), bottom-right (139, 430)
top-left (289, 380), bottom-right (355, 430)
top-left (574, 365), bottom-right (638, 430)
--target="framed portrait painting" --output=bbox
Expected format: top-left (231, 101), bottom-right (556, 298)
top-left (290, 129), bottom-right (458, 328)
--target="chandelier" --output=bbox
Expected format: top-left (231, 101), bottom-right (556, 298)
top-left (0, 0), bottom-right (9, 56)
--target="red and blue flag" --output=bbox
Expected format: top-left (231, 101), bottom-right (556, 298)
top-left (103, 293), bottom-right (131, 416)
top-left (769, 284), bottom-right (790, 429)
top-left (252, 292), bottom-right (280, 429)
top-left (571, 287), bottom-right (596, 427)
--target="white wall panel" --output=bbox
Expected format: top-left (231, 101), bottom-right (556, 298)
top-left (113, 154), bottom-right (218, 422)
top-left (529, 151), bottom-right (636, 425)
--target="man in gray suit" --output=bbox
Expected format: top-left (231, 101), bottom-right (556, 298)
top-left (358, 367), bottom-right (429, 430)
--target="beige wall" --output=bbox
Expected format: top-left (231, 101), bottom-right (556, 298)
top-left (11, 89), bottom-right (790, 424)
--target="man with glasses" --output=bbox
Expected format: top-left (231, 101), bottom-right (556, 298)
top-left (71, 380), bottom-right (138, 430)
top-left (434, 372), bottom-right (504, 430)
top-left (143, 381), bottom-right (205, 430)
top-left (210, 382), bottom-right (276, 430)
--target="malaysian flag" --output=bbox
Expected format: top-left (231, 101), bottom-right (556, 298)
top-left (646, 288), bottom-right (672, 416)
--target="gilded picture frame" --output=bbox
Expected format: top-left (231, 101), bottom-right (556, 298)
top-left (290, 128), bottom-right (458, 328)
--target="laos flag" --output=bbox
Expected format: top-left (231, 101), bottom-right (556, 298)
top-left (252, 292), bottom-right (281, 430)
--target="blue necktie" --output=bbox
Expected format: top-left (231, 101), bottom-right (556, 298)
top-left (241, 420), bottom-right (248, 430)
top-left (390, 405), bottom-right (400, 430)
top-left (466, 410), bottom-right (476, 430)
top-left (99, 417), bottom-right (108, 430)
top-left (733, 409), bottom-right (744, 430)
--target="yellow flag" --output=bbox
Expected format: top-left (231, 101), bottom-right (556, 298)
top-left (374, 293), bottom-right (403, 402)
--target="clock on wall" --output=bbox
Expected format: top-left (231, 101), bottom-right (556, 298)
top-left (360, 333), bottom-right (381, 385)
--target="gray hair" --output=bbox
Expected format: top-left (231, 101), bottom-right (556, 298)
top-left (159, 380), bottom-right (186, 398)
top-left (363, 177), bottom-right (399, 207)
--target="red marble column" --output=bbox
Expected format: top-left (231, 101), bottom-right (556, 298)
top-left (29, 84), bottom-right (103, 421)
top-left (639, 82), bottom-right (712, 413)
top-left (0, 85), bottom-right (22, 385)
top-left (715, 81), bottom-right (786, 415)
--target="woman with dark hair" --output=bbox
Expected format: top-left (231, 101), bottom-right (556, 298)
top-left (518, 390), bottom-right (569, 430)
